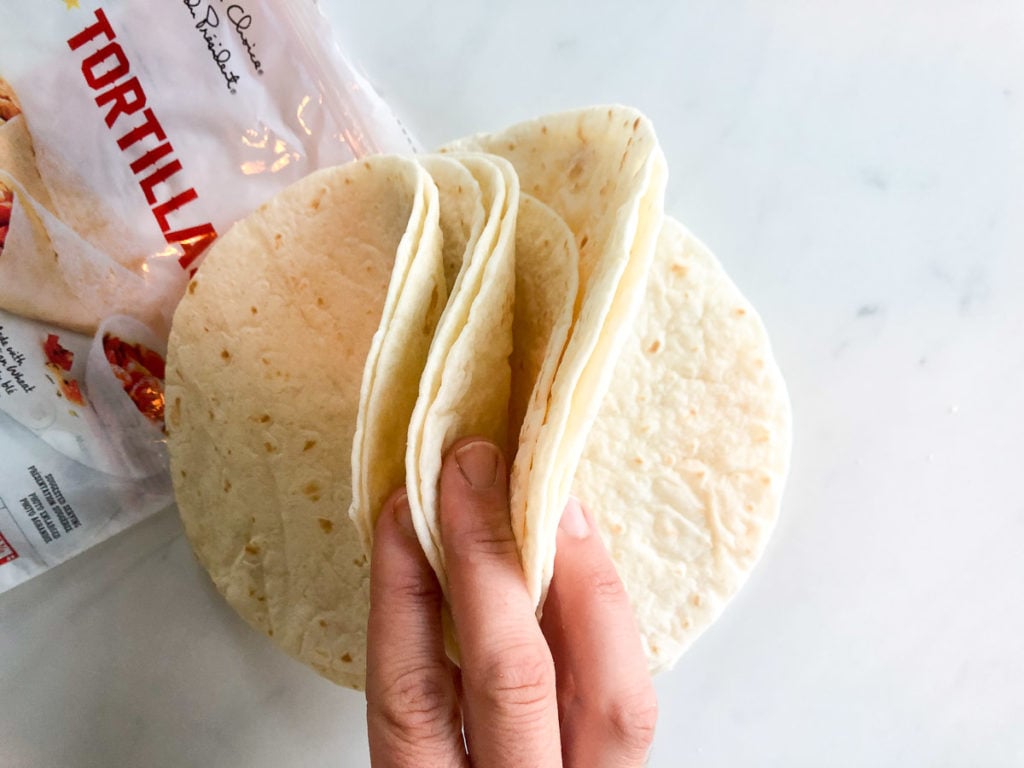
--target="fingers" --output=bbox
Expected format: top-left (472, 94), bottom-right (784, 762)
top-left (541, 498), bottom-right (658, 768)
top-left (366, 490), bottom-right (468, 768)
top-left (440, 437), bottom-right (561, 768)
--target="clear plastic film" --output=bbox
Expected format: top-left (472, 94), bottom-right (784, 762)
top-left (0, 0), bottom-right (415, 590)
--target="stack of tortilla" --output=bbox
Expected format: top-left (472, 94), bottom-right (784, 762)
top-left (166, 106), bottom-right (792, 690)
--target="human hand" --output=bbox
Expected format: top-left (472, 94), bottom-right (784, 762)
top-left (365, 437), bottom-right (657, 767)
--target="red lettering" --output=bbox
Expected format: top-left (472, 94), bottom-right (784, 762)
top-left (166, 224), bottom-right (218, 271)
top-left (95, 76), bottom-right (146, 128)
top-left (67, 8), bottom-right (115, 51)
top-left (139, 161), bottom-right (184, 205)
top-left (152, 189), bottom-right (199, 232)
top-left (117, 109), bottom-right (166, 150)
top-left (82, 42), bottom-right (129, 90)
top-left (70, 10), bottom-right (214, 275)
top-left (129, 143), bottom-right (174, 175)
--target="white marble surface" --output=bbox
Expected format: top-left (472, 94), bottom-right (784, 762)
top-left (2, 1), bottom-right (1023, 765)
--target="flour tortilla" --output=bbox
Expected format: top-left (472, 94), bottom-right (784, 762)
top-left (574, 216), bottom-right (792, 673)
top-left (349, 155), bottom-right (485, 555)
top-left (405, 153), bottom-right (518, 592)
top-left (0, 117), bottom-right (164, 333)
top-left (508, 195), bottom-right (579, 465)
top-left (0, 171), bottom-right (162, 334)
top-left (445, 106), bottom-right (668, 609)
top-left (167, 157), bottom-right (438, 690)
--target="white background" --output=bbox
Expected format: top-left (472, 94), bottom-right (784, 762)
top-left (2, 1), bottom-right (1022, 766)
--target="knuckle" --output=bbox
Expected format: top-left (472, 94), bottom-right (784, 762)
top-left (607, 685), bottom-right (659, 755)
top-left (368, 663), bottom-right (458, 743)
top-left (585, 563), bottom-right (629, 603)
top-left (469, 523), bottom-right (519, 556)
top-left (387, 573), bottom-right (442, 605)
top-left (457, 515), bottom-right (520, 563)
top-left (474, 641), bottom-right (556, 718)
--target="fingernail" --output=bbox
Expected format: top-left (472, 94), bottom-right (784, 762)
top-left (455, 440), bottom-right (500, 489)
top-left (559, 496), bottom-right (590, 539)
top-left (392, 492), bottom-right (416, 537)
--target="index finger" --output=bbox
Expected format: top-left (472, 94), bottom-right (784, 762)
top-left (439, 437), bottom-right (561, 768)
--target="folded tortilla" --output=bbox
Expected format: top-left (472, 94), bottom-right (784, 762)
top-left (404, 153), bottom-right (518, 594)
top-left (349, 154), bottom-right (485, 557)
top-left (444, 105), bottom-right (669, 609)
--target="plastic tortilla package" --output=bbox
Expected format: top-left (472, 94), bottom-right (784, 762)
top-left (0, 0), bottom-right (413, 592)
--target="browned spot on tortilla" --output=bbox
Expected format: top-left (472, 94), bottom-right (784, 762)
top-left (318, 517), bottom-right (333, 533)
top-left (258, 414), bottom-right (271, 423)
top-left (507, 142), bottom-right (515, 151)
top-left (180, 469), bottom-right (187, 478)
top-left (224, 479), bottom-right (232, 492)
top-left (541, 124), bottom-right (548, 134)
top-left (633, 116), bottom-right (641, 131)
top-left (691, 594), bottom-right (703, 607)
top-left (671, 262), bottom-right (687, 277)
top-left (303, 439), bottom-right (317, 452)
top-left (304, 480), bottom-right (321, 498)
top-left (647, 340), bottom-right (661, 354)
top-left (273, 233), bottom-right (283, 248)
top-left (245, 543), bottom-right (260, 555)
top-left (264, 442), bottom-right (275, 453)
top-left (579, 234), bottom-right (589, 249)
top-left (221, 349), bottom-right (231, 361)
top-left (340, 653), bottom-right (353, 663)
top-left (187, 281), bottom-right (198, 294)
top-left (735, 307), bottom-right (747, 316)
top-left (319, 619), bottom-right (328, 628)
top-left (363, 161), bottom-right (371, 170)
top-left (568, 157), bottom-right (585, 180)
top-left (267, 628), bottom-right (274, 637)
